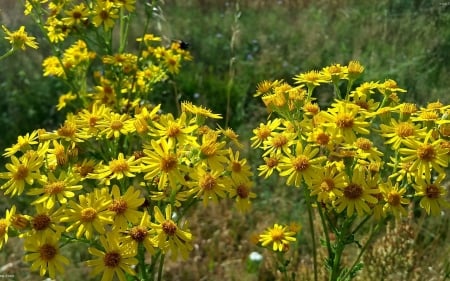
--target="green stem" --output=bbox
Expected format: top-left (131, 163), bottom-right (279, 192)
top-left (157, 253), bottom-right (165, 281)
top-left (304, 186), bottom-right (318, 281)
top-left (329, 216), bottom-right (354, 281)
top-left (0, 48), bottom-right (15, 61)
top-left (317, 203), bottom-right (332, 260)
top-left (341, 220), bottom-right (382, 281)
top-left (138, 244), bottom-right (147, 281)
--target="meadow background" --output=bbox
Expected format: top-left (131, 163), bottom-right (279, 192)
top-left (1, 0), bottom-right (450, 280)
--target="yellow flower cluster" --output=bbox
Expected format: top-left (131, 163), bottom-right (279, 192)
top-left (0, 1), bottom-right (253, 280)
top-left (253, 61), bottom-right (450, 226)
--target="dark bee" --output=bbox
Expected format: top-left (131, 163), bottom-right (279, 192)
top-left (173, 40), bottom-right (190, 50)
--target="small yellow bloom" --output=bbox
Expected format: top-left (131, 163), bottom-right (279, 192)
top-left (259, 223), bottom-right (296, 252)
top-left (2, 25), bottom-right (38, 51)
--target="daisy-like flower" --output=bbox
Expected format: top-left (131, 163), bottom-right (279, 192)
top-left (109, 185), bottom-right (145, 230)
top-left (120, 211), bottom-right (156, 254)
top-left (24, 204), bottom-right (66, 241)
top-left (62, 3), bottom-right (89, 26)
top-left (3, 130), bottom-right (39, 157)
top-left (198, 131), bottom-right (229, 171)
top-left (379, 180), bottom-right (410, 218)
top-left (321, 63), bottom-right (348, 83)
top-left (227, 149), bottom-right (253, 182)
top-left (181, 101), bottom-right (222, 119)
top-left (347, 60), bottom-right (365, 80)
top-left (42, 56), bottom-right (65, 77)
top-left (98, 113), bottom-right (135, 139)
top-left (399, 131), bottom-right (448, 179)
top-left (62, 190), bottom-right (114, 239)
top-left (27, 171), bottom-right (82, 209)
top-left (380, 119), bottom-right (426, 150)
top-left (413, 174), bottom-right (450, 216)
top-left (89, 153), bottom-right (141, 185)
top-left (258, 154), bottom-right (281, 178)
top-left (23, 233), bottom-right (70, 279)
top-left (0, 206), bottom-right (15, 250)
top-left (309, 163), bottom-right (348, 203)
top-left (86, 232), bottom-right (138, 281)
top-left (150, 112), bottom-right (197, 147)
top-left (278, 141), bottom-right (327, 187)
top-left (261, 130), bottom-right (296, 157)
top-left (293, 70), bottom-right (329, 88)
top-left (141, 139), bottom-right (186, 190)
top-left (253, 79), bottom-right (283, 97)
top-left (75, 103), bottom-right (110, 135)
top-left (250, 118), bottom-right (282, 148)
top-left (334, 167), bottom-right (379, 217)
top-left (228, 178), bottom-right (256, 213)
top-left (0, 153), bottom-right (43, 197)
top-left (259, 223), bottom-right (297, 252)
top-left (92, 1), bottom-right (119, 30)
top-left (188, 166), bottom-right (231, 206)
top-left (2, 25), bottom-right (38, 51)
top-left (152, 204), bottom-right (193, 259)
top-left (320, 101), bottom-right (370, 144)
top-left (352, 137), bottom-right (384, 162)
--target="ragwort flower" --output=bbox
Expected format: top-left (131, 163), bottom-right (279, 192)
top-left (259, 223), bottom-right (297, 252)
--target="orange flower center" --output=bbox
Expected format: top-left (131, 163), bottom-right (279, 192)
top-left (160, 155), bottom-right (177, 172)
top-left (265, 157), bottom-right (279, 168)
top-left (57, 122), bottom-right (77, 138)
top-left (387, 192), bottom-right (401, 206)
top-left (355, 138), bottom-right (372, 150)
top-left (104, 251), bottom-right (121, 268)
top-left (270, 228), bottom-right (284, 242)
top-left (32, 214), bottom-right (51, 231)
top-left (199, 174), bottom-right (217, 191)
top-left (109, 199), bottom-right (128, 215)
top-left (292, 155), bottom-right (309, 171)
top-left (256, 126), bottom-right (271, 140)
top-left (39, 244), bottom-right (57, 261)
top-left (272, 135), bottom-right (288, 148)
top-left (130, 226), bottom-right (148, 242)
top-left (110, 120), bottom-right (123, 130)
top-left (336, 113), bottom-right (354, 128)
top-left (395, 123), bottom-right (414, 138)
top-left (320, 178), bottom-right (335, 192)
top-left (110, 159), bottom-right (129, 173)
top-left (162, 220), bottom-right (177, 236)
top-left (13, 165), bottom-right (29, 180)
top-left (426, 184), bottom-right (440, 199)
top-left (231, 161), bottom-right (242, 173)
top-left (44, 181), bottom-right (65, 195)
top-left (80, 207), bottom-right (97, 222)
top-left (0, 220), bottom-right (7, 236)
top-left (344, 183), bottom-right (363, 199)
top-left (315, 132), bottom-right (330, 146)
top-left (236, 184), bottom-right (250, 199)
top-left (417, 144), bottom-right (435, 161)
top-left (167, 124), bottom-right (181, 138)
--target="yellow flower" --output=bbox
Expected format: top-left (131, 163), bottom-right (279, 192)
top-left (181, 101), bottom-right (222, 119)
top-left (27, 171), bottom-right (82, 209)
top-left (56, 92), bottom-right (77, 111)
top-left (109, 185), bottom-right (145, 230)
top-left (62, 190), bottom-right (114, 239)
top-left (309, 163), bottom-right (348, 203)
top-left (3, 130), bottom-right (39, 157)
top-left (399, 131), bottom-right (448, 179)
top-left (2, 25), bottom-right (38, 51)
top-left (62, 3), bottom-right (90, 26)
top-left (334, 167), bottom-right (379, 217)
top-left (150, 112), bottom-right (198, 147)
top-left (141, 139), bottom-right (186, 190)
top-left (23, 233), bottom-right (70, 279)
top-left (413, 174), bottom-right (450, 216)
top-left (380, 119), bottom-right (426, 150)
top-left (98, 113), bottom-right (135, 139)
top-left (379, 180), bottom-right (410, 218)
top-left (0, 206), bottom-right (15, 250)
top-left (120, 211), bottom-right (156, 255)
top-left (250, 118), bottom-right (282, 148)
top-left (320, 101), bottom-right (370, 144)
top-left (228, 178), bottom-right (256, 213)
top-left (227, 149), bottom-right (253, 182)
top-left (89, 153), bottom-right (141, 185)
top-left (92, 1), bottom-right (119, 30)
top-left (86, 232), bottom-right (138, 281)
top-left (278, 141), bottom-right (327, 187)
top-left (188, 166), bottom-right (231, 206)
top-left (0, 154), bottom-right (43, 197)
top-left (257, 154), bottom-right (281, 178)
top-left (294, 70), bottom-right (329, 87)
top-left (24, 204), bottom-right (66, 241)
top-left (42, 56), bottom-right (65, 78)
top-left (198, 131), bottom-right (229, 171)
top-left (152, 204), bottom-right (193, 259)
top-left (259, 223), bottom-right (296, 252)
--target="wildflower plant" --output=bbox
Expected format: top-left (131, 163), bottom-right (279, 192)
top-left (253, 61), bottom-right (450, 280)
top-left (0, 1), bottom-right (254, 280)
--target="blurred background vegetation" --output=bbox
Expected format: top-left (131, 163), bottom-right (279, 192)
top-left (1, 0), bottom-right (450, 280)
